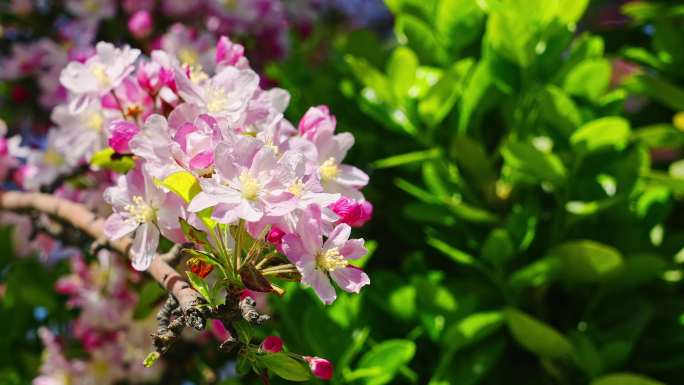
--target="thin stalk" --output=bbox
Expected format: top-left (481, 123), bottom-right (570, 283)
top-left (260, 264), bottom-right (296, 274)
top-left (234, 220), bottom-right (244, 274)
top-left (255, 250), bottom-right (278, 269)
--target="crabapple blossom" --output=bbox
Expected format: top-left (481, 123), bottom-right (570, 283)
top-left (304, 356), bottom-right (334, 380)
top-left (103, 164), bottom-right (185, 270)
top-left (281, 205), bottom-right (369, 304)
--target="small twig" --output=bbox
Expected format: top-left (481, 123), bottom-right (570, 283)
top-left (160, 243), bottom-right (187, 263)
top-left (40, 163), bottom-right (91, 193)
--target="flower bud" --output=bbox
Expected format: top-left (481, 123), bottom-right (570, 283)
top-left (298, 105), bottom-right (336, 140)
top-left (303, 356), bottom-right (333, 380)
top-left (266, 226), bottom-right (286, 245)
top-left (330, 197), bottom-right (373, 228)
top-left (187, 257), bottom-right (214, 278)
top-left (128, 10), bottom-right (153, 39)
top-left (260, 336), bottom-right (284, 353)
top-left (108, 120), bottom-right (140, 154)
top-left (216, 36), bottom-right (248, 68)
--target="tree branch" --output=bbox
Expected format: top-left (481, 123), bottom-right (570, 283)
top-left (0, 190), bottom-right (204, 316)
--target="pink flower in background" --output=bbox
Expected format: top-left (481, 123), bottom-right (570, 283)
top-left (281, 205), bottom-right (369, 304)
top-left (216, 36), bottom-right (250, 69)
top-left (128, 10), bottom-right (153, 38)
top-left (60, 42), bottom-right (141, 110)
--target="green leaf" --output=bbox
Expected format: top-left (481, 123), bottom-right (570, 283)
top-left (373, 148), bottom-right (440, 169)
top-left (90, 147), bottom-right (135, 173)
top-left (540, 85), bottom-right (582, 136)
top-left (233, 319), bottom-right (253, 344)
top-left (501, 141), bottom-right (566, 186)
top-left (395, 14), bottom-right (449, 65)
top-left (387, 46), bottom-right (419, 101)
top-left (185, 271), bottom-right (212, 304)
top-left (345, 55), bottom-right (393, 104)
top-left (160, 171), bottom-right (201, 203)
top-left (604, 254), bottom-right (666, 292)
top-left (623, 74), bottom-right (684, 111)
top-left (435, 0), bottom-right (485, 53)
top-left (179, 218), bottom-right (209, 248)
top-left (591, 373), bottom-right (665, 385)
top-left (133, 282), bottom-right (165, 319)
top-left (572, 332), bottom-right (603, 378)
top-left (443, 311), bottom-right (504, 351)
top-left (482, 229), bottom-right (515, 266)
top-left (418, 58), bottom-right (474, 127)
top-left (258, 353), bottom-right (311, 382)
top-left (504, 307), bottom-right (574, 360)
top-left (563, 59), bottom-right (611, 101)
top-left (427, 237), bottom-right (478, 266)
top-left (356, 340), bottom-right (416, 385)
top-left (571, 117), bottom-right (631, 153)
top-left (509, 256), bottom-right (562, 289)
top-left (451, 135), bottom-right (496, 188)
top-left (551, 240), bottom-right (623, 284)
top-left (430, 338), bottom-right (506, 385)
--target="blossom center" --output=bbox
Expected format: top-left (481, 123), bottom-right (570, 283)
top-left (288, 179), bottom-right (304, 197)
top-left (44, 149), bottom-right (64, 166)
top-left (316, 247), bottom-right (346, 272)
top-left (178, 48), bottom-right (200, 66)
top-left (124, 195), bottom-right (156, 223)
top-left (86, 112), bottom-right (104, 131)
top-left (206, 86), bottom-right (229, 113)
top-left (319, 158), bottom-right (340, 182)
top-left (239, 172), bottom-right (261, 201)
top-left (90, 64), bottom-right (110, 88)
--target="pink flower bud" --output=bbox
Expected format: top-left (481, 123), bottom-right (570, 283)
top-left (303, 356), bottom-right (333, 380)
top-left (298, 105), bottom-right (336, 139)
top-left (216, 36), bottom-right (248, 68)
top-left (261, 336), bottom-right (283, 353)
top-left (108, 121), bottom-right (140, 154)
top-left (210, 319), bottom-right (232, 342)
top-left (330, 197), bottom-right (373, 228)
top-left (128, 10), bottom-right (153, 39)
top-left (266, 226), bottom-right (286, 245)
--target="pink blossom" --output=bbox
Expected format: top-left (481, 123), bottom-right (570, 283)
top-left (298, 105), bottom-right (336, 140)
top-left (128, 10), bottom-right (153, 39)
top-left (103, 163), bottom-right (186, 270)
top-left (330, 197), bottom-right (373, 227)
top-left (281, 205), bottom-right (369, 304)
top-left (261, 336), bottom-right (284, 353)
top-left (303, 356), bottom-right (333, 380)
top-left (108, 120), bottom-right (140, 153)
top-left (188, 138), bottom-right (296, 224)
top-left (60, 42), bottom-right (141, 111)
top-left (216, 36), bottom-right (249, 69)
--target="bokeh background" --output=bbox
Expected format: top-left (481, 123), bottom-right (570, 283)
top-left (2, 0), bottom-right (684, 384)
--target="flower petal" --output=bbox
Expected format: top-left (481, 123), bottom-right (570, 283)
top-left (130, 223), bottom-right (159, 271)
top-left (330, 266), bottom-right (370, 294)
top-left (103, 213), bottom-right (138, 240)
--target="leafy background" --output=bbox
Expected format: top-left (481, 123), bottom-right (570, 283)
top-left (4, 1), bottom-right (684, 384)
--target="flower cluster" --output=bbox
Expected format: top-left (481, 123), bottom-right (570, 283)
top-left (35, 251), bottom-right (162, 385)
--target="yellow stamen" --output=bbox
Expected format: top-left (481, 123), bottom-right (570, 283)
top-left (90, 64), bottom-right (110, 88)
top-left (206, 86), bottom-right (228, 113)
top-left (86, 112), bottom-right (104, 131)
top-left (124, 196), bottom-right (156, 223)
top-left (288, 179), bottom-right (304, 197)
top-left (239, 172), bottom-right (261, 201)
top-left (316, 247), bottom-right (346, 272)
top-left (319, 158), bottom-right (340, 182)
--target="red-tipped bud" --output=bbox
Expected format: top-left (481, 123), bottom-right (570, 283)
top-left (187, 257), bottom-right (214, 278)
top-left (303, 356), bottom-right (333, 380)
top-left (260, 336), bottom-right (284, 353)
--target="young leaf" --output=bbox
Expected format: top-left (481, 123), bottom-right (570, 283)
top-left (185, 271), bottom-right (212, 304)
top-left (179, 218), bottom-right (209, 248)
top-left (501, 141), bottom-right (566, 186)
top-left (239, 263), bottom-right (274, 293)
top-left (257, 353), bottom-right (311, 382)
top-left (90, 147), bottom-right (135, 173)
top-left (504, 307), bottom-right (574, 361)
top-left (563, 58), bottom-right (611, 101)
top-left (571, 117), bottom-right (631, 153)
top-left (550, 240), bottom-right (623, 284)
top-left (160, 171), bottom-right (201, 203)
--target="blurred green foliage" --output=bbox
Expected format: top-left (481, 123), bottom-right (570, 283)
top-left (263, 1), bottom-right (684, 384)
